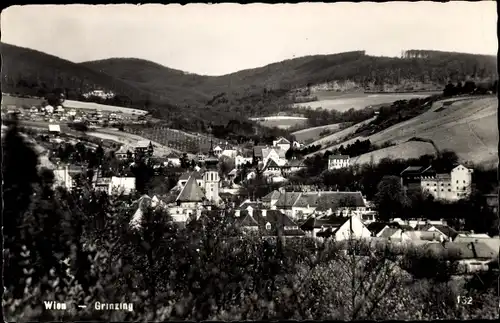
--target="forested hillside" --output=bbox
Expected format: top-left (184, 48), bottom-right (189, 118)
top-left (2, 42), bottom-right (497, 136)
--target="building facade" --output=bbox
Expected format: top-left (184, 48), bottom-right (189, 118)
top-left (421, 164), bottom-right (473, 201)
top-left (328, 155), bottom-right (350, 170)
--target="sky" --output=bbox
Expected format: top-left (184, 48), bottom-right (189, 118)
top-left (2, 2), bottom-right (498, 76)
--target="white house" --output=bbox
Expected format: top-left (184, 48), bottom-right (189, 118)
top-left (53, 166), bottom-right (74, 190)
top-left (48, 124), bottom-right (61, 134)
top-left (273, 137), bottom-right (291, 152)
top-left (235, 155), bottom-right (253, 168)
top-left (44, 105), bottom-right (54, 114)
top-left (262, 148), bottom-right (287, 167)
top-left (109, 177), bottom-right (136, 195)
top-left (328, 155), bottom-right (350, 170)
top-left (165, 152), bottom-right (181, 167)
top-left (213, 145), bottom-right (223, 157)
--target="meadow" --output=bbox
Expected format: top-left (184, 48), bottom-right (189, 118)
top-left (249, 116), bottom-right (308, 129)
top-left (1, 94), bottom-right (149, 115)
top-left (293, 91), bottom-right (440, 112)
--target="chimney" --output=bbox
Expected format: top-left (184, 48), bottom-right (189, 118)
top-left (262, 209), bottom-right (267, 217)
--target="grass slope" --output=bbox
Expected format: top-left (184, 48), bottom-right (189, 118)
top-left (319, 96), bottom-right (498, 167)
top-left (292, 123), bottom-right (347, 142)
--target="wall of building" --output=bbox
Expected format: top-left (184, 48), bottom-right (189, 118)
top-left (328, 158), bottom-right (350, 170)
top-left (451, 166), bottom-right (473, 199)
top-left (334, 216), bottom-right (371, 241)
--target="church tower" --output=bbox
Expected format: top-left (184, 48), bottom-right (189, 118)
top-left (203, 139), bottom-right (220, 205)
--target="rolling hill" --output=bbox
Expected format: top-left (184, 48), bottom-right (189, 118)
top-left (2, 42), bottom-right (497, 138)
top-left (313, 96), bottom-right (498, 167)
top-left (81, 50), bottom-right (497, 106)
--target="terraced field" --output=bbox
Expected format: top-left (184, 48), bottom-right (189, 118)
top-left (311, 96), bottom-right (498, 167)
top-left (291, 123), bottom-right (347, 143)
top-left (307, 117), bottom-right (377, 150)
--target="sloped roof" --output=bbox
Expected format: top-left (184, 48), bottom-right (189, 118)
top-left (239, 201), bottom-right (264, 210)
top-left (234, 212), bottom-right (260, 227)
top-left (368, 222), bottom-right (390, 235)
top-left (430, 225), bottom-right (459, 240)
top-left (179, 171), bottom-right (203, 181)
top-left (284, 159), bottom-right (306, 168)
top-left (275, 192), bottom-right (302, 208)
top-left (314, 192), bottom-right (366, 211)
top-left (328, 155), bottom-right (349, 160)
top-left (165, 151), bottom-right (181, 158)
top-left (275, 137), bottom-right (290, 144)
top-left (262, 190), bottom-right (281, 202)
top-left (265, 158), bottom-right (281, 169)
top-left (300, 216), bottom-right (349, 231)
top-left (176, 175), bottom-right (205, 202)
top-left (404, 230), bottom-right (443, 241)
top-left (379, 227), bottom-right (400, 239)
top-left (425, 242), bottom-right (497, 259)
top-left (400, 166), bottom-right (425, 176)
top-left (454, 237), bottom-right (500, 255)
top-left (253, 146), bottom-right (267, 157)
top-left (435, 174), bottom-right (451, 180)
top-left (235, 209), bottom-right (305, 237)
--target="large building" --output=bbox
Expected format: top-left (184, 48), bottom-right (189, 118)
top-left (273, 190), bottom-right (368, 221)
top-left (328, 155), bottom-right (350, 170)
top-left (421, 164), bottom-right (473, 201)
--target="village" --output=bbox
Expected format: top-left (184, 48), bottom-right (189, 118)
top-left (16, 113), bottom-right (494, 277)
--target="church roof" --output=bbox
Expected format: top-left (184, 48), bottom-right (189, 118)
top-left (176, 174), bottom-right (205, 203)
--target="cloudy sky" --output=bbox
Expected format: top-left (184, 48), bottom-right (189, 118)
top-left (2, 2), bottom-right (497, 76)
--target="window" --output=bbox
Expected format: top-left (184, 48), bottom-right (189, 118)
top-left (441, 183), bottom-right (444, 186)
top-left (434, 183), bottom-right (437, 186)
top-left (284, 226), bottom-right (298, 230)
top-left (426, 183), bottom-right (429, 186)
top-left (448, 183), bottom-right (451, 186)
top-left (434, 189), bottom-right (436, 192)
top-left (265, 222), bottom-right (271, 230)
top-left (463, 180), bottom-right (465, 183)
top-left (456, 180), bottom-right (458, 183)
top-left (448, 189), bottom-right (451, 192)
top-left (441, 189), bottom-right (443, 192)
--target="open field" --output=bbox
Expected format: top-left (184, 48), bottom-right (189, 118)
top-left (314, 96), bottom-right (498, 167)
top-left (249, 116), bottom-right (308, 129)
top-left (63, 100), bottom-right (149, 115)
top-left (1, 94), bottom-right (43, 108)
top-left (1, 94), bottom-right (148, 115)
top-left (292, 123), bottom-right (347, 142)
top-left (87, 128), bottom-right (191, 158)
top-left (293, 91), bottom-right (440, 112)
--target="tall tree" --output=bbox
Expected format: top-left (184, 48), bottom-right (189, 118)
top-left (374, 175), bottom-right (410, 221)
